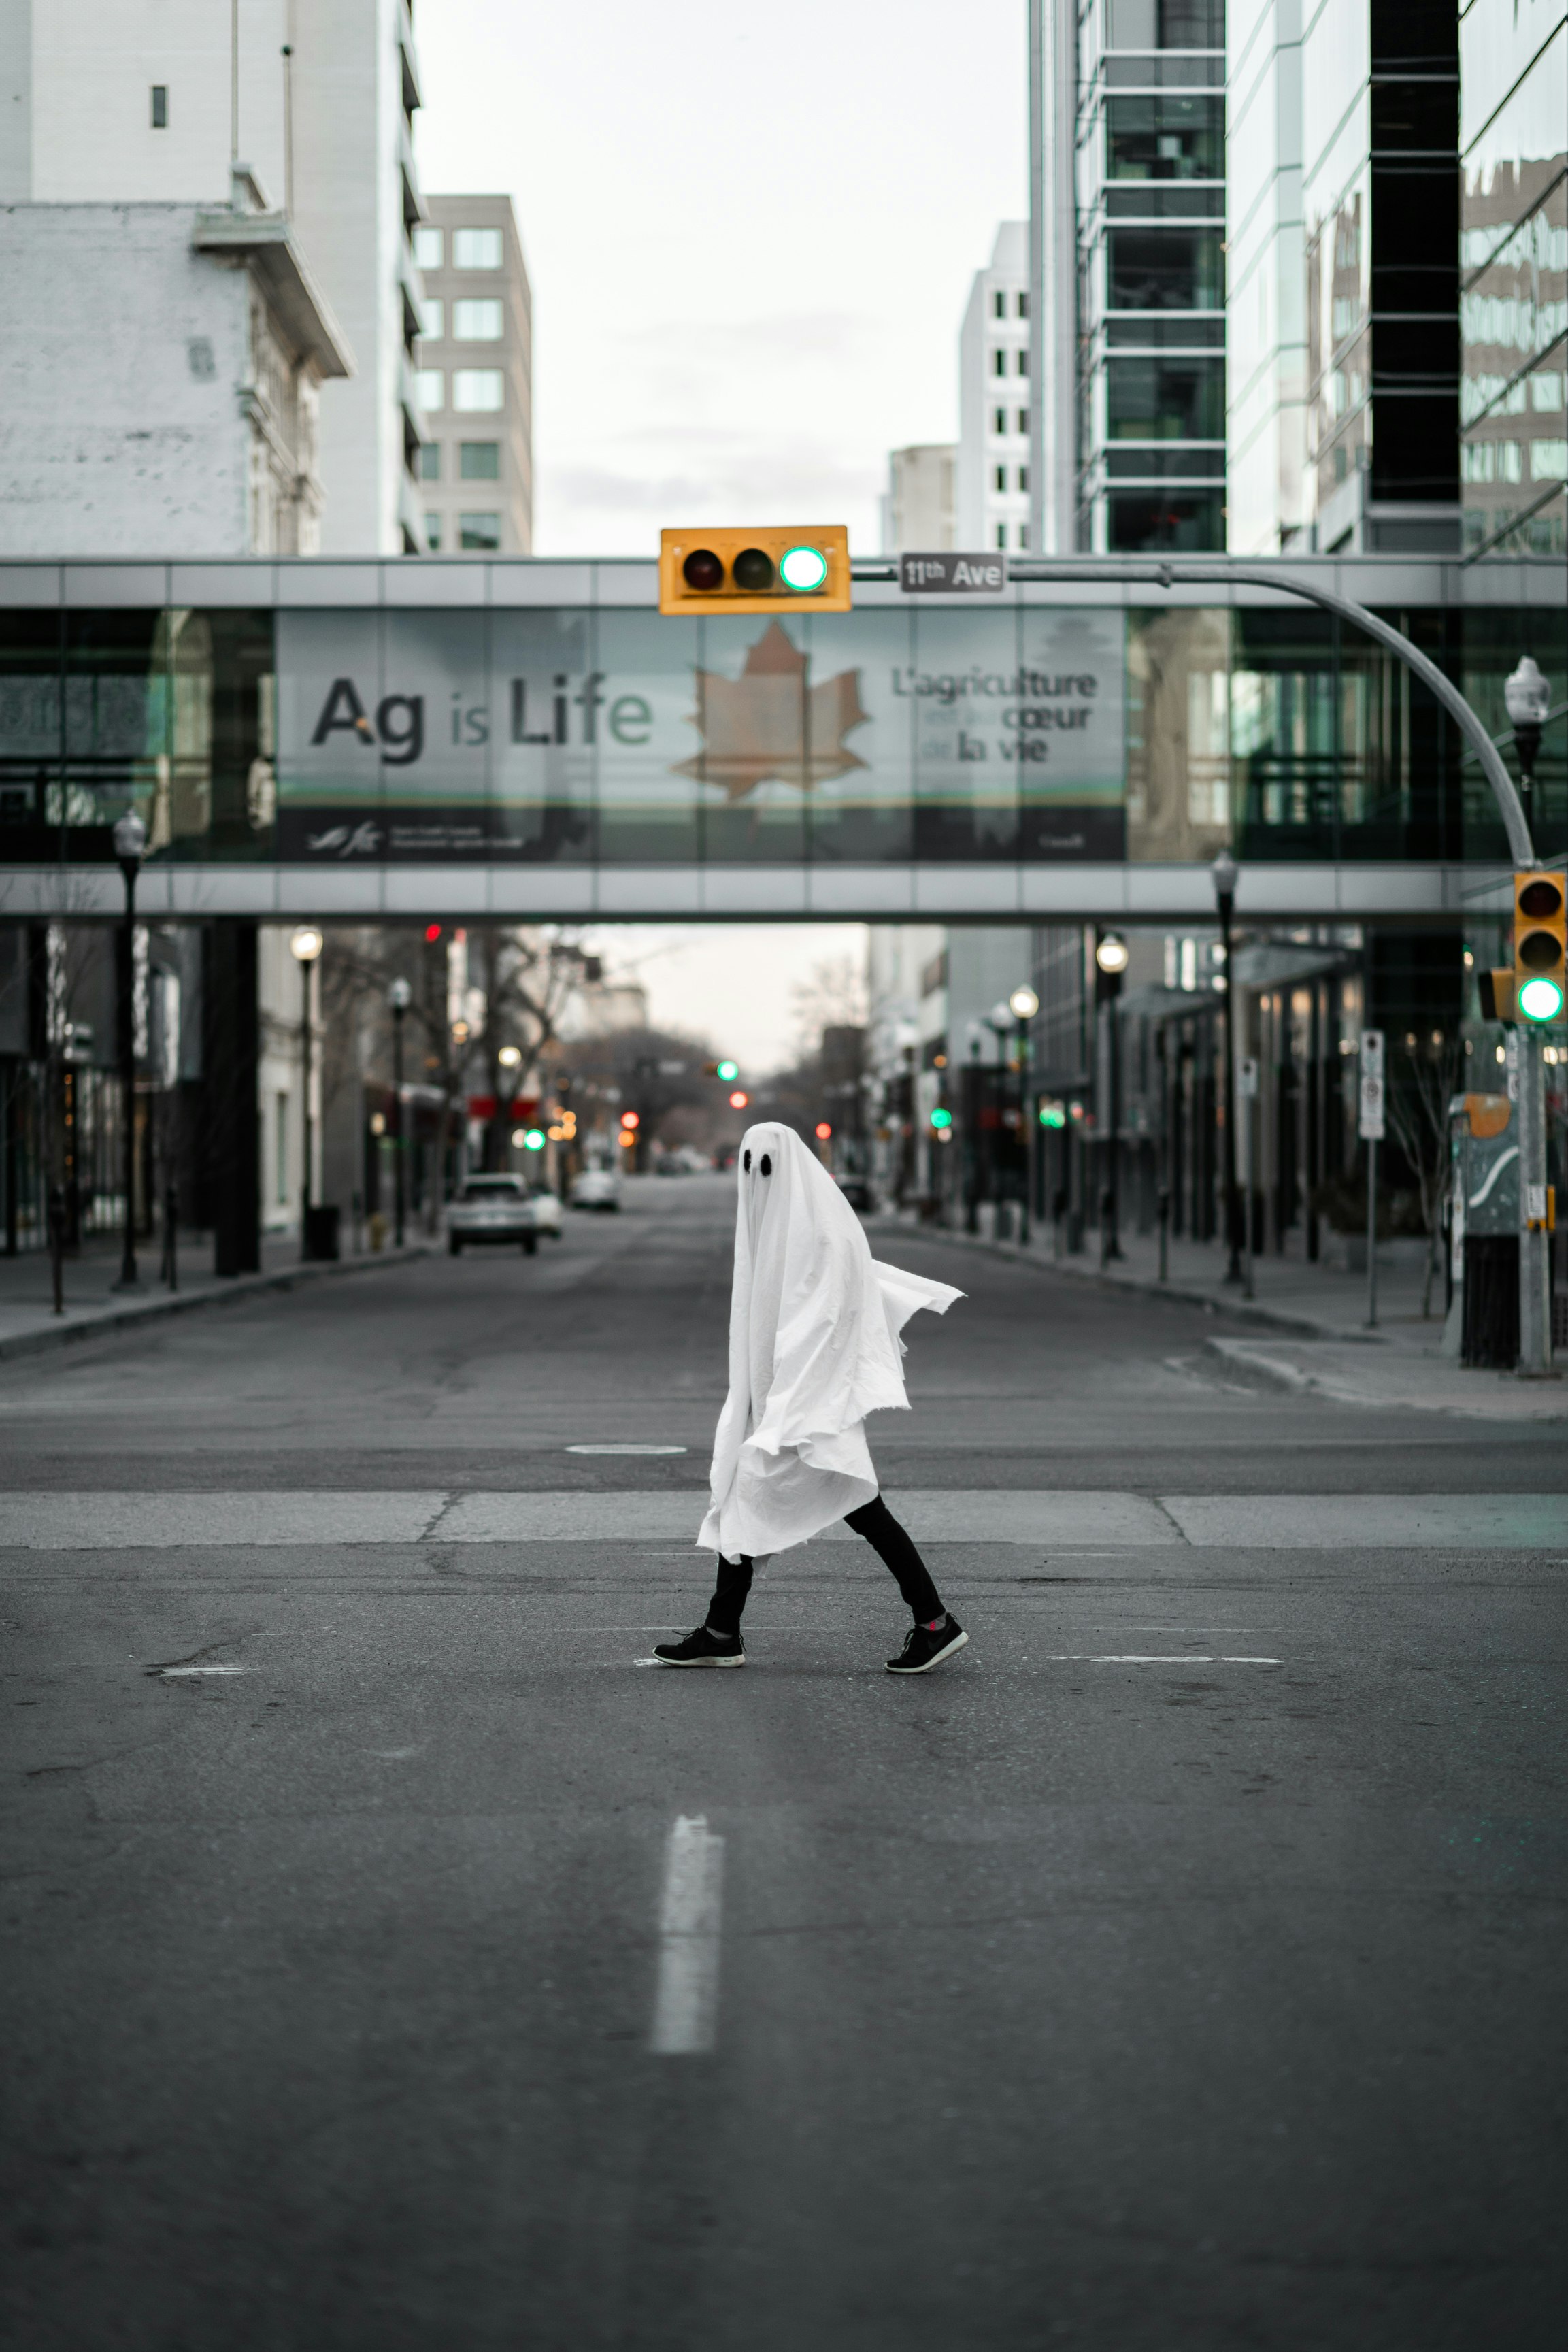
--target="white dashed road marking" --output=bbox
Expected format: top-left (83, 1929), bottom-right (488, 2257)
top-left (650, 1815), bottom-right (725, 2056)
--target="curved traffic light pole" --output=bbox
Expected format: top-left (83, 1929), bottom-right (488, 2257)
top-left (1002, 557), bottom-right (1551, 1373)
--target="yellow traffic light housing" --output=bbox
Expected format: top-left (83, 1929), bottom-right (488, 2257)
top-left (1514, 869), bottom-right (1566, 1024)
top-left (658, 526), bottom-right (852, 616)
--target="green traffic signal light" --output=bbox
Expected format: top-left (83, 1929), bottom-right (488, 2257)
top-left (929, 1106), bottom-right (952, 1130)
top-left (1039, 1100), bottom-right (1067, 1129)
top-left (716, 1059), bottom-right (739, 1082)
top-left (1518, 975), bottom-right (1565, 1023)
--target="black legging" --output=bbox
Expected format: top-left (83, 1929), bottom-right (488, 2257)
top-left (706, 1495), bottom-right (946, 1637)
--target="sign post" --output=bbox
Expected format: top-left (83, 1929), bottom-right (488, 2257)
top-left (1238, 1057), bottom-right (1258, 1302)
top-left (1359, 1030), bottom-right (1386, 1327)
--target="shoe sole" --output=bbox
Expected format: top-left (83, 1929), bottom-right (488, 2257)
top-left (652, 1653), bottom-right (747, 1668)
top-left (885, 1627), bottom-right (969, 1674)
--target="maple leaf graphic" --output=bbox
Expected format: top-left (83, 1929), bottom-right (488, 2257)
top-left (674, 620), bottom-right (869, 802)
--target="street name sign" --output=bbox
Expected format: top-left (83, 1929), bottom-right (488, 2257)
top-left (899, 552), bottom-right (1007, 594)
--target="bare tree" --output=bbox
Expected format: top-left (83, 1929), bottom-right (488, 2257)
top-left (788, 955), bottom-right (867, 1060)
top-left (1385, 1031), bottom-right (1463, 1317)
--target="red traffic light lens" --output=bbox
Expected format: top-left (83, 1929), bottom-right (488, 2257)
top-left (620, 1110), bottom-right (640, 1129)
top-left (1518, 878), bottom-right (1564, 920)
top-left (424, 923), bottom-right (442, 942)
top-left (682, 548), bottom-right (724, 591)
top-left (732, 547), bottom-right (775, 592)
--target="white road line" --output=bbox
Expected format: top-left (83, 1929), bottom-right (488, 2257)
top-left (650, 1814), bottom-right (725, 2056)
top-left (1037, 1655), bottom-right (1280, 1665)
top-left (565, 1444), bottom-right (688, 1455)
top-left (156, 1664), bottom-right (249, 1677)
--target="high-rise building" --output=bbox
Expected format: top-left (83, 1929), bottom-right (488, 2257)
top-left (1072, 0), bottom-right (1229, 553)
top-left (1226, 0), bottom-right (1309, 551)
top-left (0, 0), bottom-right (427, 556)
top-left (1458, 0), bottom-right (1567, 557)
top-left (880, 445), bottom-right (956, 554)
top-left (957, 222), bottom-right (1033, 553)
top-left (412, 196), bottom-right (533, 555)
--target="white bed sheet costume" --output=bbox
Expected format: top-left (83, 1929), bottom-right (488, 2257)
top-left (698, 1122), bottom-right (964, 1563)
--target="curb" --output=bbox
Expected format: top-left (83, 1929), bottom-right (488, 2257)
top-left (875, 1214), bottom-right (1378, 1344)
top-left (0, 1243), bottom-right (435, 1364)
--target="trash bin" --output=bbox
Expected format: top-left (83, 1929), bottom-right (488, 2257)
top-left (303, 1204), bottom-right (341, 1261)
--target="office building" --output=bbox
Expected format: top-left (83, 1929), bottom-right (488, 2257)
top-left (957, 222), bottom-right (1033, 552)
top-left (1458, 0), bottom-right (1567, 557)
top-left (413, 197), bottom-right (533, 555)
top-left (0, 0), bottom-right (427, 556)
top-left (880, 445), bottom-right (956, 554)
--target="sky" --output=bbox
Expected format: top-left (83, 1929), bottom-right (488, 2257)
top-left (577, 924), bottom-right (869, 1076)
top-left (415, 2), bottom-right (1027, 1069)
top-left (414, 0), bottom-right (1028, 559)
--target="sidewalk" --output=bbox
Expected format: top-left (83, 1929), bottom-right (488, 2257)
top-left (880, 1207), bottom-right (1568, 1422)
top-left (0, 1227), bottom-right (432, 1363)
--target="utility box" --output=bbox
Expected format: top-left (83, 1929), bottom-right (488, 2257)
top-left (1450, 1093), bottom-right (1518, 1367)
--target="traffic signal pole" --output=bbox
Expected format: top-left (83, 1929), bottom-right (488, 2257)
top-left (1008, 559), bottom-right (1550, 1374)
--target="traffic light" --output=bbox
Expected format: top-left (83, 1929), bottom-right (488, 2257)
top-left (658, 526), bottom-right (852, 616)
top-left (1514, 869), bottom-right (1565, 1024)
top-left (1038, 1099), bottom-right (1067, 1129)
top-left (1094, 931), bottom-right (1128, 1004)
top-left (929, 1107), bottom-right (953, 1131)
top-left (703, 1058), bottom-right (741, 1082)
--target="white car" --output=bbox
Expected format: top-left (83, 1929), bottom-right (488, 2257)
top-left (448, 1174), bottom-right (542, 1255)
top-left (571, 1167), bottom-right (622, 1212)
top-left (527, 1183), bottom-right (563, 1238)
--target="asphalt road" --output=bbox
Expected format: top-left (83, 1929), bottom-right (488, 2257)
top-left (3, 1174), bottom-right (1565, 2351)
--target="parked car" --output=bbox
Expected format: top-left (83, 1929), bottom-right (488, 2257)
top-left (527, 1182), bottom-right (563, 1238)
top-left (448, 1174), bottom-right (541, 1255)
top-left (571, 1167), bottom-right (622, 1212)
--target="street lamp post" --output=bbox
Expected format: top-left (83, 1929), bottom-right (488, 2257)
top-left (1210, 851), bottom-right (1245, 1285)
top-left (1503, 655), bottom-right (1551, 838)
top-left (110, 810), bottom-right (147, 1291)
top-left (1092, 934), bottom-right (1129, 1263)
top-left (289, 925), bottom-right (324, 1259)
top-left (1009, 985), bottom-right (1039, 1246)
top-left (388, 977), bottom-right (412, 1248)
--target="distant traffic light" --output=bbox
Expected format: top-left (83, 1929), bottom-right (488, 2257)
top-left (1038, 1099), bottom-right (1067, 1129)
top-left (929, 1107), bottom-right (953, 1131)
top-left (729, 1090), bottom-right (749, 1110)
top-left (1514, 869), bottom-right (1565, 1024)
top-left (815, 1122), bottom-right (832, 1140)
top-left (620, 1110), bottom-right (640, 1131)
top-left (424, 923), bottom-right (442, 943)
top-left (658, 526), bottom-right (852, 616)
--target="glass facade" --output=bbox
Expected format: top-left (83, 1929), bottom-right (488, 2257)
top-left (1, 586), bottom-right (1559, 873)
top-left (1079, 0), bottom-right (1228, 551)
top-left (1459, 0), bottom-right (1568, 556)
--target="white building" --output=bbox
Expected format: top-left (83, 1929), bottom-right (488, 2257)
top-left (880, 444), bottom-right (956, 554)
top-left (956, 222), bottom-right (1033, 554)
top-left (0, 0), bottom-right (426, 555)
top-left (414, 196), bottom-right (534, 555)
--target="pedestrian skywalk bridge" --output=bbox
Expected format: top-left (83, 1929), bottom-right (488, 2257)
top-left (0, 1491), bottom-right (1562, 1548)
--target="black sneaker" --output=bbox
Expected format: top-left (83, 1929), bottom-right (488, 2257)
top-left (885, 1617), bottom-right (969, 1674)
top-left (652, 1625), bottom-right (747, 1668)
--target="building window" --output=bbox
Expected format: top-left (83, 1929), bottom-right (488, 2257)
top-left (993, 349), bottom-right (1007, 377)
top-left (1531, 438), bottom-right (1567, 481)
top-left (1018, 467), bottom-right (1029, 493)
top-left (453, 369), bottom-right (503, 412)
top-left (418, 297), bottom-right (444, 341)
top-left (1106, 95), bottom-right (1224, 182)
top-left (993, 405), bottom-right (1007, 435)
top-left (994, 289), bottom-right (1006, 319)
top-left (453, 298), bottom-right (503, 341)
top-left (1018, 523), bottom-right (1029, 548)
top-left (453, 227), bottom-right (503, 269)
top-left (150, 85), bottom-right (168, 129)
top-left (424, 513), bottom-right (443, 550)
top-left (420, 443), bottom-right (441, 481)
top-left (996, 523), bottom-right (1007, 548)
top-left (458, 512), bottom-right (502, 550)
top-left (275, 1094), bottom-right (289, 1204)
top-left (1107, 227), bottom-right (1224, 311)
top-left (412, 226), bottom-right (444, 269)
top-left (1017, 291), bottom-right (1029, 318)
top-left (1106, 353), bottom-right (1224, 440)
top-left (1016, 348), bottom-right (1029, 376)
top-left (995, 464), bottom-right (1007, 492)
top-left (415, 369), bottom-right (444, 412)
top-left (1017, 409), bottom-right (1029, 435)
top-left (459, 442), bottom-right (501, 480)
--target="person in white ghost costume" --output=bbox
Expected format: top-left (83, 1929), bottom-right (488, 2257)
top-left (654, 1121), bottom-right (970, 1675)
